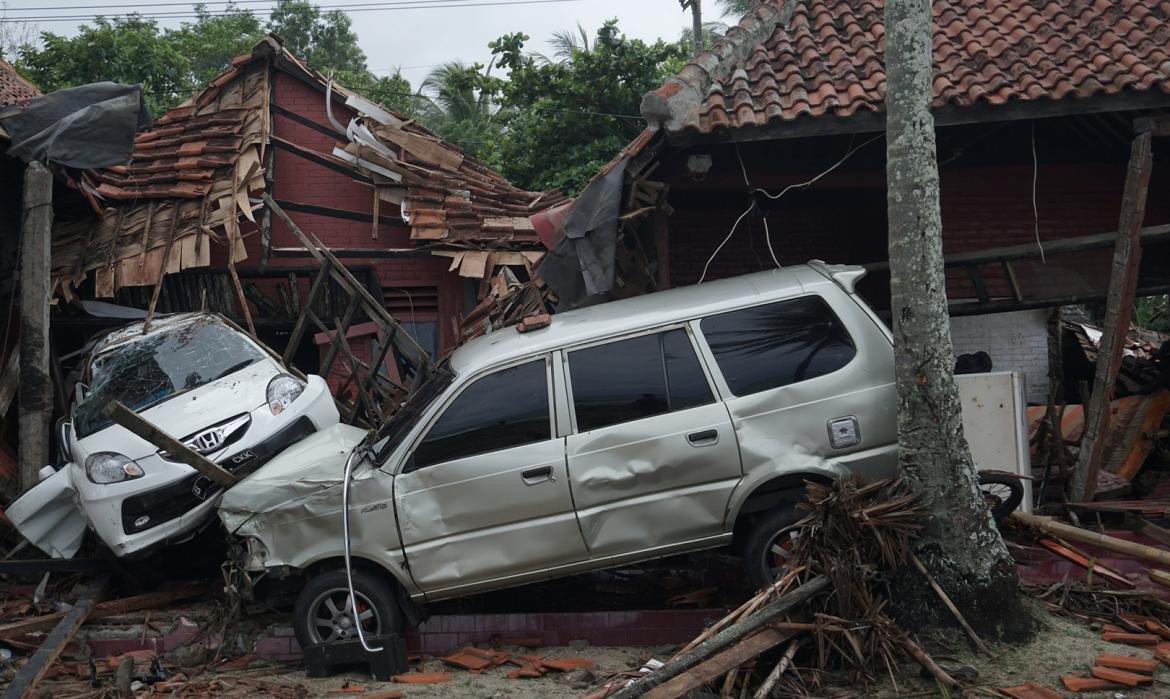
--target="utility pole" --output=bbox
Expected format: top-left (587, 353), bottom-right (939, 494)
top-left (884, 0), bottom-right (1024, 633)
top-left (18, 161), bottom-right (53, 492)
top-left (682, 0), bottom-right (703, 56)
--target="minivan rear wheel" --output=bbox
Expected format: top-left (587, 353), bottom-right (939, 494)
top-left (742, 505), bottom-right (802, 590)
top-left (293, 568), bottom-right (403, 648)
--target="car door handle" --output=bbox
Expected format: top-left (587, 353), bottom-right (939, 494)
top-left (687, 429), bottom-right (719, 447)
top-left (521, 466), bottom-right (553, 485)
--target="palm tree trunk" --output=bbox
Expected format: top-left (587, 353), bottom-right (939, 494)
top-left (884, 0), bottom-right (1028, 635)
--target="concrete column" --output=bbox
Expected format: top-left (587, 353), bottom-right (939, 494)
top-left (18, 161), bottom-right (53, 492)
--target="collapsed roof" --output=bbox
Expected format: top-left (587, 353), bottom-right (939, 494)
top-left (50, 35), bottom-right (566, 299)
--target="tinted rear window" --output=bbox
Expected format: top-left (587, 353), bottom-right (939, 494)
top-left (700, 296), bottom-right (856, 397)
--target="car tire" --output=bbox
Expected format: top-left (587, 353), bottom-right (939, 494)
top-left (293, 568), bottom-right (404, 649)
top-left (742, 505), bottom-right (802, 591)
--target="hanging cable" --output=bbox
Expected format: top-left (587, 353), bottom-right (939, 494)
top-left (697, 203), bottom-right (754, 285)
top-left (1031, 120), bottom-right (1046, 263)
top-left (750, 133), bottom-right (882, 200)
top-left (341, 446), bottom-right (383, 653)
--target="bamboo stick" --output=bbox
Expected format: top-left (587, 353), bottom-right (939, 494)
top-left (910, 553), bottom-right (992, 656)
top-left (1012, 511), bottom-right (1170, 567)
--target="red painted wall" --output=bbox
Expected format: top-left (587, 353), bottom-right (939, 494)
top-left (236, 71), bottom-right (466, 360)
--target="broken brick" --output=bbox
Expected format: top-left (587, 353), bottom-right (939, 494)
top-left (1090, 665), bottom-right (1153, 687)
top-left (390, 672), bottom-right (452, 684)
top-left (1101, 632), bottom-right (1160, 645)
top-left (540, 658), bottom-right (596, 672)
top-left (1094, 654), bottom-right (1160, 673)
top-left (1061, 674), bottom-right (1124, 692)
top-left (507, 663), bottom-right (545, 679)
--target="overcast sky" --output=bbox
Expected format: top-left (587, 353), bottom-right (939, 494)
top-left (2, 0), bottom-right (735, 87)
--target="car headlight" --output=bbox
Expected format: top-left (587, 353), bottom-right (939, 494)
top-left (84, 452), bottom-right (145, 484)
top-left (267, 374), bottom-right (304, 415)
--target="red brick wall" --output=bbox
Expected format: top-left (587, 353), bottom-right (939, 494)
top-left (666, 160), bottom-right (1170, 307)
top-left (236, 71), bottom-right (466, 353)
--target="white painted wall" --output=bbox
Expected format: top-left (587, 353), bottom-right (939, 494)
top-left (950, 309), bottom-right (1049, 403)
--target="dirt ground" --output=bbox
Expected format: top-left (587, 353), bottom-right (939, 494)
top-left (239, 601), bottom-right (1170, 698)
top-left (265, 644), bottom-right (657, 698)
top-left (871, 599), bottom-right (1170, 698)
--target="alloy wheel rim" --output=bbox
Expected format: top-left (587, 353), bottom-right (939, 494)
top-left (308, 588), bottom-right (381, 644)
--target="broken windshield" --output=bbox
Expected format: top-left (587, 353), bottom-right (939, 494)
top-left (73, 319), bottom-right (267, 438)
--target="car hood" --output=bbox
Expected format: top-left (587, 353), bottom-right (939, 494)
top-left (74, 359), bottom-right (282, 462)
top-left (217, 423), bottom-right (367, 532)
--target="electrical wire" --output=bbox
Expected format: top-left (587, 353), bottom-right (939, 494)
top-left (698, 134), bottom-right (884, 284)
top-left (1, 0), bottom-right (584, 22)
top-left (1031, 120), bottom-right (1046, 263)
top-left (750, 133), bottom-right (883, 201)
top-left (6, 0), bottom-right (476, 11)
top-left (697, 203), bottom-right (753, 285)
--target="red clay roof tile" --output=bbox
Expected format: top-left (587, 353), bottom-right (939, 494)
top-left (650, 0), bottom-right (1170, 134)
top-left (0, 59), bottom-right (40, 106)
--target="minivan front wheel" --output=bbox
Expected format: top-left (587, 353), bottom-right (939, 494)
top-left (742, 505), bottom-right (802, 590)
top-left (293, 568), bottom-right (403, 648)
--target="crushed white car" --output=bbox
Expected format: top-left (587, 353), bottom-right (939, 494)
top-left (6, 312), bottom-right (339, 559)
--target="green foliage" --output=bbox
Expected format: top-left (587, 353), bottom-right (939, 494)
top-left (716, 0), bottom-right (757, 17)
top-left (12, 1), bottom-right (414, 117)
top-left (414, 61), bottom-right (504, 160)
top-left (485, 20), bottom-right (685, 195)
top-left (267, 0), bottom-right (367, 86)
top-left (16, 16), bottom-right (192, 114)
top-left (171, 5), bottom-right (265, 87)
top-left (1134, 295), bottom-right (1169, 333)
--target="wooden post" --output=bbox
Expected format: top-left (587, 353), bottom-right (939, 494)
top-left (1071, 128), bottom-right (1153, 501)
top-left (18, 161), bottom-right (53, 493)
top-left (102, 400), bottom-right (239, 489)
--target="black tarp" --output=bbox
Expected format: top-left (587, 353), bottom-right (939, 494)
top-left (0, 82), bottom-right (151, 168)
top-left (535, 157), bottom-right (629, 309)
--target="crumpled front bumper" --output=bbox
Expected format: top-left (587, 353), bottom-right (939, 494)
top-left (72, 376), bottom-right (337, 558)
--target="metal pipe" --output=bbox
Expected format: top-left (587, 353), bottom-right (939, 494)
top-left (341, 446), bottom-right (382, 652)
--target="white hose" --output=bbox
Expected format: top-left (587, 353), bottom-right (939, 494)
top-left (342, 447), bottom-right (383, 653)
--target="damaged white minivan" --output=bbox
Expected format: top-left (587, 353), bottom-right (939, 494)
top-left (7, 312), bottom-right (339, 559)
top-left (219, 262), bottom-right (900, 648)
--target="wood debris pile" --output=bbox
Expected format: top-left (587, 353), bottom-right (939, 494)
top-left (597, 477), bottom-right (964, 699)
top-left (457, 266), bottom-right (555, 343)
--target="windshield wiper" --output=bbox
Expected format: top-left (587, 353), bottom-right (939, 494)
top-left (210, 359), bottom-right (257, 383)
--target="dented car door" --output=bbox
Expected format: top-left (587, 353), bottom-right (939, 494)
top-left (394, 357), bottom-right (589, 597)
top-left (563, 327), bottom-right (741, 557)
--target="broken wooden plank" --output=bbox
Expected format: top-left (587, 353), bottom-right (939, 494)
top-left (102, 400), bottom-right (238, 488)
top-left (910, 552), bottom-right (994, 653)
top-left (1013, 510), bottom-right (1170, 567)
top-left (1123, 513), bottom-right (1170, 548)
top-left (0, 583), bottom-right (208, 638)
top-left (1, 573), bottom-right (109, 699)
top-left (1072, 129), bottom-right (1154, 500)
top-left (644, 627), bottom-right (790, 699)
top-left (611, 575), bottom-right (829, 699)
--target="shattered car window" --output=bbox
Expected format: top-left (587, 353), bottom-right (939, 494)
top-left (73, 320), bottom-right (267, 438)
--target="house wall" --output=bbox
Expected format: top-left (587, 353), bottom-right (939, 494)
top-left (659, 120), bottom-right (1170, 405)
top-left (237, 71), bottom-right (467, 364)
top-left (950, 309), bottom-right (1050, 402)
